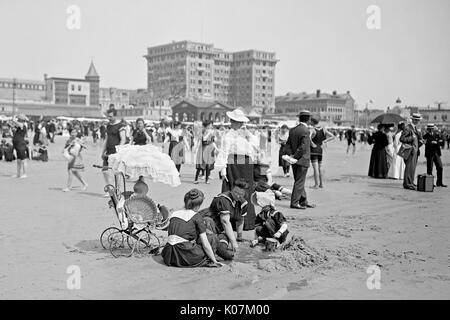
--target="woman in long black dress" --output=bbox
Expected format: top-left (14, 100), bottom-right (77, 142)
top-left (161, 189), bottom-right (222, 268)
top-left (368, 124), bottom-right (389, 178)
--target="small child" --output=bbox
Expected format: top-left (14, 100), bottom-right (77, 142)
top-left (250, 190), bottom-right (289, 248)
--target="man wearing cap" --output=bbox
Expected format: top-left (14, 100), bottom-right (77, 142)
top-left (285, 110), bottom-right (315, 209)
top-left (400, 113), bottom-right (424, 190)
top-left (216, 108), bottom-right (259, 234)
top-left (423, 124), bottom-right (447, 187)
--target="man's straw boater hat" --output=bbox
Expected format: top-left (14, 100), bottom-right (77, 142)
top-left (427, 123), bottom-right (435, 129)
top-left (226, 109), bottom-right (249, 123)
top-left (298, 110), bottom-right (312, 117)
top-left (411, 113), bottom-right (422, 120)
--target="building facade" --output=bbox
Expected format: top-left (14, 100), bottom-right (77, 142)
top-left (275, 90), bottom-right (355, 125)
top-left (0, 62), bottom-right (102, 118)
top-left (144, 41), bottom-right (278, 112)
top-left (418, 106), bottom-right (450, 126)
top-left (0, 78), bottom-right (46, 104)
top-left (171, 99), bottom-right (234, 122)
top-left (44, 62), bottom-right (100, 107)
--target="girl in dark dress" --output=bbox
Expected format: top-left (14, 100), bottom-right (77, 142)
top-left (310, 117), bottom-right (335, 188)
top-left (129, 118), bottom-right (150, 146)
top-left (11, 118), bottom-right (28, 178)
top-left (194, 120), bottom-right (217, 184)
top-left (368, 124), bottom-right (389, 178)
top-left (161, 189), bottom-right (223, 268)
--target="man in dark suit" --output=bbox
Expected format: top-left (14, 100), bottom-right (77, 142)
top-left (423, 124), bottom-right (447, 187)
top-left (285, 110), bottom-right (315, 209)
top-left (400, 113), bottom-right (424, 190)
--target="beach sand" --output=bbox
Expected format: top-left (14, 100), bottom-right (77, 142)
top-left (1, 137), bottom-right (449, 299)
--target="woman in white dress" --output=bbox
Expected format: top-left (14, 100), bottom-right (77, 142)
top-left (388, 122), bottom-right (406, 180)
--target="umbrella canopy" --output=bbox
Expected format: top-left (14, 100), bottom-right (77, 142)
top-left (371, 113), bottom-right (405, 124)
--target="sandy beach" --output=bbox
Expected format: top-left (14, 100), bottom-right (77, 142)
top-left (1, 137), bottom-right (449, 299)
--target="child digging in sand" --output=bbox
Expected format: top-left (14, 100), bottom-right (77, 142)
top-left (250, 190), bottom-right (289, 248)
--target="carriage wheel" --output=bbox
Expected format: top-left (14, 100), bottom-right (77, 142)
top-left (127, 229), bottom-right (161, 256)
top-left (108, 230), bottom-right (132, 258)
top-left (100, 227), bottom-right (121, 250)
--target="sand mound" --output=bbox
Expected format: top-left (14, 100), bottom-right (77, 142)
top-left (257, 236), bottom-right (328, 272)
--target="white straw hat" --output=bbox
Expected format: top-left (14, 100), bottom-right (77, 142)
top-left (226, 109), bottom-right (249, 123)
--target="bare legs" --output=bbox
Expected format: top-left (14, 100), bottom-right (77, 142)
top-left (64, 169), bottom-right (88, 191)
top-left (311, 161), bottom-right (323, 188)
top-left (15, 159), bottom-right (27, 178)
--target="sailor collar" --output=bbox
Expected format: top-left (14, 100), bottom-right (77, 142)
top-left (170, 209), bottom-right (197, 222)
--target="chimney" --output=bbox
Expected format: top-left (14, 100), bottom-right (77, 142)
top-left (316, 89), bottom-right (320, 98)
top-left (332, 90), bottom-right (337, 96)
top-left (44, 73), bottom-right (47, 80)
top-left (438, 103), bottom-right (441, 111)
top-left (346, 91), bottom-right (350, 94)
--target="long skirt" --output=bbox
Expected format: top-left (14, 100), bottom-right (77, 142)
top-left (368, 147), bottom-right (388, 178)
top-left (161, 235), bottom-right (218, 268)
top-left (169, 141), bottom-right (185, 165)
top-left (221, 154), bottom-right (256, 231)
top-left (195, 142), bottom-right (215, 170)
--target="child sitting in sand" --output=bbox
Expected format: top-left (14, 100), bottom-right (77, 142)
top-left (250, 190), bottom-right (289, 248)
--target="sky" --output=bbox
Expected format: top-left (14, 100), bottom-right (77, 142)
top-left (0, 0), bottom-right (449, 109)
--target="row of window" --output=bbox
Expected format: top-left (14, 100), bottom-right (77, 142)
top-left (0, 82), bottom-right (45, 90)
top-left (189, 79), bottom-right (212, 86)
top-left (422, 114), bottom-right (448, 121)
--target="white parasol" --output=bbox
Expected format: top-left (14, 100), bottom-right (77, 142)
top-left (107, 144), bottom-right (181, 187)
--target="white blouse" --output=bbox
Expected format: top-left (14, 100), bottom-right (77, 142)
top-left (215, 128), bottom-right (259, 169)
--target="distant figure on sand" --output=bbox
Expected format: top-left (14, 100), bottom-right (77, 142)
top-left (388, 122), bottom-right (406, 180)
top-left (368, 124), bottom-right (389, 179)
top-left (400, 113), bottom-right (423, 190)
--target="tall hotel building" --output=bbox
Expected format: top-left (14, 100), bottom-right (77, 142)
top-left (144, 41), bottom-right (278, 110)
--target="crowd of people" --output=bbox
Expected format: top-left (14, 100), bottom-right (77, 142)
top-left (367, 113), bottom-right (447, 189)
top-left (1, 106), bottom-right (449, 269)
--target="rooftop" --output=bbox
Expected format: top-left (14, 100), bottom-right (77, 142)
top-left (276, 91), bottom-right (353, 103)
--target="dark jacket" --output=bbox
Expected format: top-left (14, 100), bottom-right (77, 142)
top-left (285, 123), bottom-right (310, 168)
top-left (423, 131), bottom-right (442, 158)
top-left (400, 124), bottom-right (423, 157)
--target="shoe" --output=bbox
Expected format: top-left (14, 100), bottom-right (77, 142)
top-left (193, 181), bottom-right (199, 184)
top-left (250, 240), bottom-right (259, 248)
top-left (290, 204), bottom-right (306, 210)
top-left (404, 186), bottom-right (415, 190)
top-left (205, 181), bottom-right (210, 184)
top-left (81, 184), bottom-right (88, 191)
top-left (437, 184), bottom-right (447, 187)
top-left (302, 202), bottom-right (316, 208)
top-left (62, 188), bottom-right (70, 192)
top-left (19, 175), bottom-right (28, 179)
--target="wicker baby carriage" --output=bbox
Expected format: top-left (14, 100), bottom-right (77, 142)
top-left (98, 170), bottom-right (163, 258)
